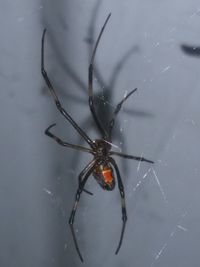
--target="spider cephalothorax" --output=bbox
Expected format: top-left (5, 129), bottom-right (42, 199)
top-left (93, 139), bottom-right (111, 156)
top-left (42, 13), bottom-right (154, 263)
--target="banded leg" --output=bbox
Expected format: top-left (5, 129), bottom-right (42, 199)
top-left (108, 88), bottom-right (137, 139)
top-left (88, 13), bottom-right (111, 139)
top-left (45, 124), bottom-right (92, 154)
top-left (69, 160), bottom-right (97, 262)
top-left (109, 157), bottom-right (127, 254)
top-left (41, 29), bottom-right (94, 148)
top-left (109, 151), bottom-right (154, 164)
top-left (78, 161), bottom-right (95, 196)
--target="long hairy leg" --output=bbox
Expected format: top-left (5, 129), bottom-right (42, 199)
top-left (88, 13), bottom-right (111, 139)
top-left (69, 160), bottom-right (97, 262)
top-left (109, 157), bottom-right (127, 254)
top-left (41, 29), bottom-right (94, 148)
top-left (109, 151), bottom-right (154, 164)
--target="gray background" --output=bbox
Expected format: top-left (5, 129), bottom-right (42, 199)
top-left (1, 0), bottom-right (200, 266)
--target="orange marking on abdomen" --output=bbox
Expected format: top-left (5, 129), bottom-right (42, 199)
top-left (102, 169), bottom-right (113, 184)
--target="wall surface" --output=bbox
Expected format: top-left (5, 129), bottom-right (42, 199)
top-left (1, 0), bottom-right (200, 266)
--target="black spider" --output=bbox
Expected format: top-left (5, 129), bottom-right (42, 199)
top-left (41, 13), bottom-right (154, 263)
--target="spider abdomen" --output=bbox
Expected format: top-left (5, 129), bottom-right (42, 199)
top-left (93, 163), bottom-right (115, 191)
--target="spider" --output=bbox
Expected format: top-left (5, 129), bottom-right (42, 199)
top-left (41, 13), bottom-right (154, 262)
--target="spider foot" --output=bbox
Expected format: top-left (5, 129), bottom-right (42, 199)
top-left (83, 188), bottom-right (93, 196)
top-left (45, 123), bottom-right (57, 135)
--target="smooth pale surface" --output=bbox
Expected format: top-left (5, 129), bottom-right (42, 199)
top-left (1, 1), bottom-right (200, 267)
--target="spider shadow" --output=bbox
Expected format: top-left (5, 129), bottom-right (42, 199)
top-left (41, 0), bottom-right (156, 197)
top-left (42, 0), bottom-right (154, 186)
top-left (41, 2), bottom-right (156, 264)
top-left (68, 2), bottom-right (154, 178)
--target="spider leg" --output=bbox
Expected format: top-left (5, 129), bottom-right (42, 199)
top-left (109, 157), bottom-right (127, 255)
top-left (69, 160), bottom-right (97, 262)
top-left (41, 29), bottom-right (94, 148)
top-left (46, 124), bottom-right (93, 194)
top-left (110, 151), bottom-right (154, 164)
top-left (108, 88), bottom-right (137, 138)
top-left (78, 160), bottom-right (95, 196)
top-left (45, 123), bottom-right (93, 154)
top-left (88, 14), bottom-right (111, 139)
top-left (82, 188), bottom-right (93, 196)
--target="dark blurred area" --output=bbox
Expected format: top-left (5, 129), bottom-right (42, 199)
top-left (181, 44), bottom-right (200, 57)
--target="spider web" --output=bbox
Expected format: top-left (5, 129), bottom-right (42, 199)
top-left (42, 2), bottom-right (200, 266)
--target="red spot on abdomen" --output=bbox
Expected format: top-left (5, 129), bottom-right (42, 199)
top-left (102, 169), bottom-right (113, 184)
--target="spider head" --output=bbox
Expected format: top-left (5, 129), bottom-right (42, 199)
top-left (93, 162), bottom-right (115, 191)
top-left (93, 139), bottom-right (111, 157)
